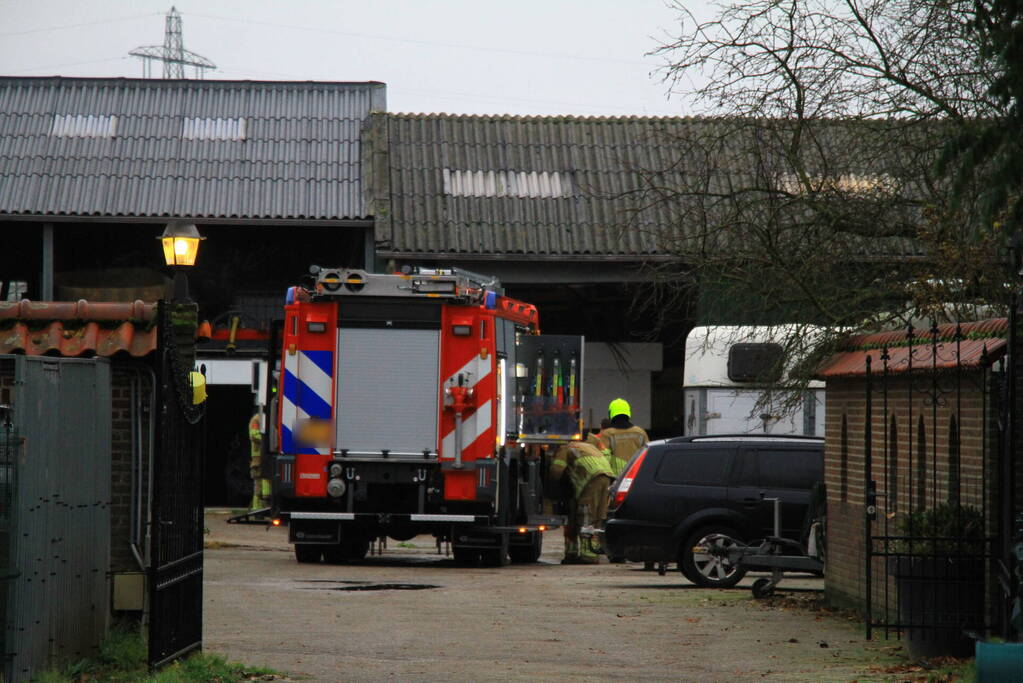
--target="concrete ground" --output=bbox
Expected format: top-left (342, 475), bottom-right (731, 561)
top-left (203, 510), bottom-right (907, 682)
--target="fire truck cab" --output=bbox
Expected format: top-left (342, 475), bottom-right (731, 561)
top-left (272, 266), bottom-right (581, 566)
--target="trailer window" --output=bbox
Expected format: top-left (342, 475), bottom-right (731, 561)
top-left (727, 343), bottom-right (783, 383)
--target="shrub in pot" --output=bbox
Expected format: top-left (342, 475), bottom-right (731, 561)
top-left (888, 503), bottom-right (986, 659)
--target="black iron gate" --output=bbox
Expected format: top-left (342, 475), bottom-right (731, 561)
top-left (863, 322), bottom-right (1005, 655)
top-left (149, 302), bottom-right (206, 668)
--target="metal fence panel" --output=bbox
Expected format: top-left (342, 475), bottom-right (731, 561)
top-left (2, 355), bottom-right (111, 682)
top-left (0, 404), bottom-right (18, 681)
top-left (148, 303), bottom-right (204, 668)
top-left (862, 325), bottom-right (1002, 657)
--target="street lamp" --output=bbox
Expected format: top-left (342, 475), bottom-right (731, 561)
top-left (158, 221), bottom-right (204, 300)
top-left (157, 220), bottom-right (208, 408)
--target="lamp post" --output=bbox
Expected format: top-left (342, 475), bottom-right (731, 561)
top-left (158, 221), bottom-right (204, 301)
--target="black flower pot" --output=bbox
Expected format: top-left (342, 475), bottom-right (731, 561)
top-left (888, 555), bottom-right (985, 659)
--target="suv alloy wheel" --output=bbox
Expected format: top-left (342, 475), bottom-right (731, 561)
top-left (680, 526), bottom-right (747, 588)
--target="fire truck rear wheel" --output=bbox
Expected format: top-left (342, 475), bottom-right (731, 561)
top-left (509, 532), bottom-right (543, 563)
top-left (323, 536), bottom-right (370, 564)
top-left (294, 544), bottom-right (322, 563)
top-left (452, 547), bottom-right (479, 566)
top-left (343, 536), bottom-right (371, 561)
top-left (481, 547), bottom-right (510, 567)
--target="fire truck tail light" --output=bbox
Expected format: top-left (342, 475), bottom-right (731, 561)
top-left (613, 447), bottom-right (648, 508)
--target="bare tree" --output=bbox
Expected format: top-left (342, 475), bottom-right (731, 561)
top-left (631, 0), bottom-right (1009, 388)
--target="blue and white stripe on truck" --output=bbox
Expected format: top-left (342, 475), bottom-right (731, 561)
top-left (281, 349), bottom-right (333, 455)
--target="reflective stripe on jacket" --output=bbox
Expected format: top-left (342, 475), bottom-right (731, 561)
top-left (549, 442), bottom-right (615, 498)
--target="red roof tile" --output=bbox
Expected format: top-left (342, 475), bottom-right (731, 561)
top-left (817, 319), bottom-right (1007, 378)
top-left (0, 300), bottom-right (158, 358)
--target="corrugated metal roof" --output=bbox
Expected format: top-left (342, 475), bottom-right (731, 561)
top-left (0, 77), bottom-right (385, 220)
top-left (370, 113), bottom-right (926, 258)
top-left (372, 113), bottom-right (702, 257)
top-left (817, 319), bottom-right (1007, 378)
top-left (0, 300), bottom-right (157, 357)
top-left (443, 169), bottom-right (575, 198)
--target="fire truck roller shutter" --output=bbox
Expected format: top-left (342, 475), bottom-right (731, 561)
top-left (335, 327), bottom-right (440, 455)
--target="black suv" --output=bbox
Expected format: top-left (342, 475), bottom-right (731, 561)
top-left (603, 434), bottom-right (824, 587)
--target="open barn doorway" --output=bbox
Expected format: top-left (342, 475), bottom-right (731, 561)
top-left (202, 385), bottom-right (257, 508)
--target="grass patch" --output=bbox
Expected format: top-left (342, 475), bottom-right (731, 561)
top-left (32, 626), bottom-right (282, 682)
top-left (865, 656), bottom-right (975, 682)
top-left (203, 540), bottom-right (243, 550)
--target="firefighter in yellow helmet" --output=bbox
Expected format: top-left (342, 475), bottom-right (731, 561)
top-left (601, 398), bottom-right (649, 477)
top-left (548, 437), bottom-right (614, 564)
top-left (248, 412), bottom-right (271, 510)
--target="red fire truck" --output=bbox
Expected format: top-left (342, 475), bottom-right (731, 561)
top-left (271, 266), bottom-right (582, 566)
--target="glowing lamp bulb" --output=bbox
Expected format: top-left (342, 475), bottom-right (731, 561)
top-left (158, 221), bottom-right (205, 267)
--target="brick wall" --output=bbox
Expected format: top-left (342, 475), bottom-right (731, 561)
top-left (824, 370), bottom-right (998, 612)
top-left (110, 364), bottom-right (155, 575)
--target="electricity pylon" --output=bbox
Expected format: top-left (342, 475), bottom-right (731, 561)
top-left (130, 7), bottom-right (215, 79)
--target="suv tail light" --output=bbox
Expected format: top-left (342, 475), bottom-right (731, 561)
top-left (613, 447), bottom-right (648, 508)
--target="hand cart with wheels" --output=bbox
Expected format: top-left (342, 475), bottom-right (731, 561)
top-left (701, 495), bottom-right (825, 598)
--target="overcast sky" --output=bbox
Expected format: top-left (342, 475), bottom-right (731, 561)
top-left (0, 0), bottom-right (713, 117)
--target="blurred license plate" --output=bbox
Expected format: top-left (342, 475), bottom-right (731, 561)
top-left (295, 418), bottom-right (332, 447)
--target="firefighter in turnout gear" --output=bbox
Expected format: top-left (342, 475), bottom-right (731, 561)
top-left (249, 412), bottom-right (270, 510)
top-left (601, 398), bottom-right (649, 477)
top-left (586, 418), bottom-right (612, 456)
top-left (548, 440), bottom-right (614, 564)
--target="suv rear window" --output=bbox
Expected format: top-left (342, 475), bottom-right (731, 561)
top-left (655, 448), bottom-right (732, 485)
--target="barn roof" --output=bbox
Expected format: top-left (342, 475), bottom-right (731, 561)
top-left (367, 112), bottom-right (925, 259)
top-left (0, 76), bottom-right (385, 221)
top-left (368, 112), bottom-right (719, 258)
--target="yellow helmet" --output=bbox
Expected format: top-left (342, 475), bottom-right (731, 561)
top-left (608, 398), bottom-right (631, 419)
top-left (189, 371), bottom-right (207, 405)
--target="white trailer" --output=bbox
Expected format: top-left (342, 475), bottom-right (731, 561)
top-left (683, 326), bottom-right (824, 437)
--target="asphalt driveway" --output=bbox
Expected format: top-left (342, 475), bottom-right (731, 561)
top-left (202, 510), bottom-right (904, 682)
